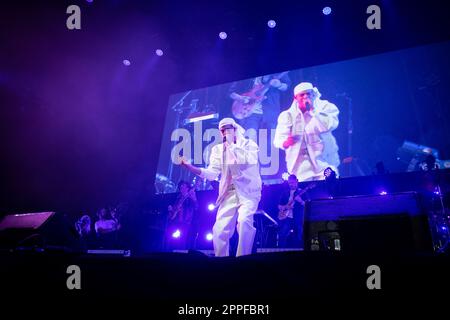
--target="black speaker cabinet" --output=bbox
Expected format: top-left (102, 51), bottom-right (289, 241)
top-left (304, 192), bottom-right (433, 253)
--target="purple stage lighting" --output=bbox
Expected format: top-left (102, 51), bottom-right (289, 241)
top-left (282, 172), bottom-right (290, 181)
top-left (267, 20), bottom-right (276, 28)
top-left (172, 229), bottom-right (181, 238)
top-left (208, 203), bottom-right (216, 211)
top-left (219, 32), bottom-right (227, 40)
top-left (123, 59), bottom-right (131, 66)
top-left (155, 49), bottom-right (163, 56)
top-left (206, 233), bottom-right (213, 241)
top-left (379, 191), bottom-right (387, 196)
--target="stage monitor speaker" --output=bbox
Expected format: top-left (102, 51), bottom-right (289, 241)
top-left (0, 211), bottom-right (81, 252)
top-left (304, 192), bottom-right (433, 254)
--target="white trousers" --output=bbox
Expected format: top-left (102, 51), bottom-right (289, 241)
top-left (292, 154), bottom-right (339, 181)
top-left (212, 188), bottom-right (258, 257)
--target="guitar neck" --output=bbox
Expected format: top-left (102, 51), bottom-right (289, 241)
top-left (296, 185), bottom-right (314, 196)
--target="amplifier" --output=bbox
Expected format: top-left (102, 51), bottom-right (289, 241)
top-left (303, 192), bottom-right (433, 253)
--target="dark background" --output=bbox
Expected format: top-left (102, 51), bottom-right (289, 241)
top-left (1, 0), bottom-right (450, 214)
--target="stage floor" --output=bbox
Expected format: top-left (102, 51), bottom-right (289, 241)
top-left (2, 250), bottom-right (449, 299)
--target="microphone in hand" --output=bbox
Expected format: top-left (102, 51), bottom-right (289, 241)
top-left (305, 99), bottom-right (313, 111)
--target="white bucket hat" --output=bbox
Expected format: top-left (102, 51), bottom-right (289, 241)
top-left (293, 82), bottom-right (321, 99)
top-left (218, 117), bottom-right (246, 139)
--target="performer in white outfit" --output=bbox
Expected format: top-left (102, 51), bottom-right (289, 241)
top-left (274, 82), bottom-right (340, 181)
top-left (179, 118), bottom-right (262, 257)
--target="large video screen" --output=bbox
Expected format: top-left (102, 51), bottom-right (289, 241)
top-left (155, 41), bottom-right (450, 194)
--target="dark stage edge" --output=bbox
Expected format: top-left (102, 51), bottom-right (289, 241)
top-left (2, 250), bottom-right (449, 317)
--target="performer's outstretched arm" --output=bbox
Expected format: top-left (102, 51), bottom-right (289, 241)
top-left (180, 145), bottom-right (222, 181)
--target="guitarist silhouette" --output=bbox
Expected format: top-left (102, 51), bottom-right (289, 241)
top-left (277, 174), bottom-right (314, 248)
top-left (166, 179), bottom-right (200, 250)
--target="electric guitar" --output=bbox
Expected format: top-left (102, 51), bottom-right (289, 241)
top-left (278, 183), bottom-right (316, 220)
top-left (231, 71), bottom-right (289, 119)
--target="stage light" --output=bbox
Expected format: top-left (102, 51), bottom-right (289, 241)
top-left (208, 203), bottom-right (215, 211)
top-left (219, 32), bottom-right (227, 40)
top-left (379, 191), bottom-right (387, 196)
top-left (322, 7), bottom-right (332, 15)
top-left (185, 112), bottom-right (219, 124)
top-left (123, 59), bottom-right (131, 66)
top-left (86, 0), bottom-right (93, 3)
top-left (206, 233), bottom-right (213, 241)
top-left (172, 229), bottom-right (181, 238)
top-left (155, 49), bottom-right (164, 56)
top-left (282, 172), bottom-right (290, 181)
top-left (267, 20), bottom-right (276, 28)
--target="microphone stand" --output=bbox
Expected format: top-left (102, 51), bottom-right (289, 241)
top-left (336, 93), bottom-right (353, 176)
top-left (346, 96), bottom-right (353, 176)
